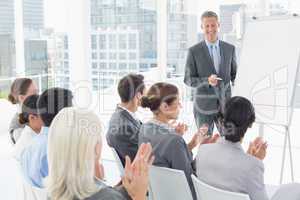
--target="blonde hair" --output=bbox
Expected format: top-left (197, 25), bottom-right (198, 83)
top-left (47, 107), bottom-right (102, 200)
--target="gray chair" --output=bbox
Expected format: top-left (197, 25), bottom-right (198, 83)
top-left (270, 183), bottom-right (300, 200)
top-left (110, 147), bottom-right (124, 176)
top-left (149, 166), bottom-right (193, 200)
top-left (191, 175), bottom-right (250, 200)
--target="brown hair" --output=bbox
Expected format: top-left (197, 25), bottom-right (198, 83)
top-left (8, 78), bottom-right (33, 104)
top-left (118, 74), bottom-right (145, 103)
top-left (19, 94), bottom-right (39, 124)
top-left (201, 10), bottom-right (218, 21)
top-left (141, 82), bottom-right (178, 112)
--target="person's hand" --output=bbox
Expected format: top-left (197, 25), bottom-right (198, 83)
top-left (187, 125), bottom-right (212, 150)
top-left (247, 137), bottom-right (263, 155)
top-left (122, 143), bottom-right (154, 200)
top-left (174, 122), bottom-right (188, 136)
top-left (200, 133), bottom-right (220, 145)
top-left (254, 142), bottom-right (268, 160)
top-left (208, 74), bottom-right (219, 87)
top-left (247, 137), bottom-right (268, 160)
top-left (188, 132), bottom-right (201, 151)
top-left (95, 162), bottom-right (105, 180)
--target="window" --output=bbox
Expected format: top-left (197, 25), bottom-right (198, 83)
top-left (99, 62), bottom-right (107, 69)
top-left (109, 63), bottom-right (117, 70)
top-left (64, 61), bottom-right (69, 68)
top-left (99, 52), bottom-right (106, 60)
top-left (99, 34), bottom-right (106, 49)
top-left (129, 63), bottom-right (137, 70)
top-left (92, 52), bottom-right (97, 59)
top-left (64, 52), bottom-right (69, 59)
top-left (92, 62), bottom-right (98, 69)
top-left (119, 63), bottom-right (127, 70)
top-left (119, 71), bottom-right (127, 76)
top-left (109, 53), bottom-right (117, 60)
top-left (99, 72), bottom-right (108, 76)
top-left (119, 53), bottom-right (126, 60)
top-left (92, 71), bottom-right (99, 75)
top-left (119, 34), bottom-right (127, 49)
top-left (92, 78), bottom-right (98, 84)
top-left (129, 53), bottom-right (136, 60)
top-left (91, 35), bottom-right (97, 49)
top-left (109, 35), bottom-right (117, 49)
top-left (128, 34), bottom-right (137, 49)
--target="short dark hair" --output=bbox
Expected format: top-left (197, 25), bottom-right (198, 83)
top-left (141, 82), bottom-right (178, 112)
top-left (37, 88), bottom-right (73, 127)
top-left (223, 96), bottom-right (255, 143)
top-left (19, 94), bottom-right (39, 124)
top-left (118, 74), bottom-right (145, 103)
top-left (201, 11), bottom-right (218, 21)
top-left (8, 78), bottom-right (33, 104)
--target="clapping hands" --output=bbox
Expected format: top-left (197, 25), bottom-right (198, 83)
top-left (122, 143), bottom-right (154, 200)
top-left (247, 137), bottom-right (268, 160)
top-left (187, 124), bottom-right (220, 151)
top-left (174, 122), bottom-right (188, 136)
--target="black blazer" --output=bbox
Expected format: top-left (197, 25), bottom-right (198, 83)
top-left (184, 40), bottom-right (237, 115)
top-left (106, 106), bottom-right (142, 166)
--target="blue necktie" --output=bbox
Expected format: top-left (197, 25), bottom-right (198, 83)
top-left (211, 45), bottom-right (219, 74)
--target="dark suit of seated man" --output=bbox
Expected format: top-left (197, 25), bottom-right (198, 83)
top-left (106, 74), bottom-right (145, 166)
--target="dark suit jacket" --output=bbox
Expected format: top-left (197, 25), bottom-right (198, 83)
top-left (106, 106), bottom-right (142, 166)
top-left (184, 40), bottom-right (237, 115)
top-left (138, 121), bottom-right (197, 200)
top-left (83, 186), bottom-right (130, 200)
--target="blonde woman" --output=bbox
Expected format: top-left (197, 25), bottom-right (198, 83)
top-left (47, 107), bottom-right (153, 200)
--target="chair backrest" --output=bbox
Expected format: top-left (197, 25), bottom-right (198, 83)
top-left (149, 166), bottom-right (193, 200)
top-left (110, 147), bottom-right (124, 176)
top-left (191, 175), bottom-right (250, 200)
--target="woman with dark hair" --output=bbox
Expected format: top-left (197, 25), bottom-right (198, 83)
top-left (8, 78), bottom-right (38, 144)
top-left (13, 94), bottom-right (43, 160)
top-left (196, 96), bottom-right (269, 200)
top-left (139, 82), bottom-right (219, 200)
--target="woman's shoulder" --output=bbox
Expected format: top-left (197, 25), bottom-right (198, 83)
top-left (85, 186), bottom-right (130, 200)
top-left (9, 112), bottom-right (24, 131)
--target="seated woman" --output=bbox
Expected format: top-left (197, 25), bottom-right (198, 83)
top-left (13, 94), bottom-right (43, 160)
top-left (196, 96), bottom-right (269, 200)
top-left (139, 82), bottom-right (218, 200)
top-left (47, 107), bottom-right (153, 200)
top-left (8, 78), bottom-right (38, 144)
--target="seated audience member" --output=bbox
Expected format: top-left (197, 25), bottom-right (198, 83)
top-left (20, 88), bottom-right (73, 188)
top-left (8, 78), bottom-right (38, 144)
top-left (196, 96), bottom-right (269, 200)
top-left (106, 74), bottom-right (145, 165)
top-left (48, 107), bottom-right (153, 200)
top-left (13, 94), bottom-right (43, 160)
top-left (139, 82), bottom-right (219, 200)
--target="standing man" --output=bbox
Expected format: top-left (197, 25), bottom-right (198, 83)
top-left (184, 11), bottom-right (237, 135)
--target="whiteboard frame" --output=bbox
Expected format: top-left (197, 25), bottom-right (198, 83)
top-left (236, 15), bottom-right (300, 127)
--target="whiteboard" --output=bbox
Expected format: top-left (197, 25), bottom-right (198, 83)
top-left (234, 16), bottom-right (300, 126)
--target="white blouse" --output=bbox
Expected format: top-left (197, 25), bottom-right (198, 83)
top-left (13, 125), bottom-right (38, 161)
